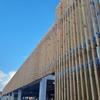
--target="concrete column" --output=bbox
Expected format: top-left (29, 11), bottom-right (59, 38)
top-left (8, 94), bottom-right (11, 100)
top-left (17, 90), bottom-right (22, 100)
top-left (7, 95), bottom-right (9, 100)
top-left (11, 92), bottom-right (14, 100)
top-left (39, 77), bottom-right (47, 100)
top-left (97, 46), bottom-right (100, 61)
top-left (9, 94), bottom-right (12, 100)
top-left (5, 95), bottom-right (7, 100)
top-left (4, 95), bottom-right (6, 100)
top-left (39, 75), bottom-right (55, 100)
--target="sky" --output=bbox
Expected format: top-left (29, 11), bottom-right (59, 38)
top-left (0, 0), bottom-right (59, 91)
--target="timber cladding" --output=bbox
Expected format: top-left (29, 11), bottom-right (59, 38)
top-left (3, 0), bottom-right (100, 99)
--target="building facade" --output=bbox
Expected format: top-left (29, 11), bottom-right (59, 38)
top-left (2, 0), bottom-right (100, 100)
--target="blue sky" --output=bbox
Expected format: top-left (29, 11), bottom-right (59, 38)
top-left (0, 0), bottom-right (59, 91)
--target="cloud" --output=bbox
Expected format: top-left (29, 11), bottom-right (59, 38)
top-left (0, 70), bottom-right (16, 91)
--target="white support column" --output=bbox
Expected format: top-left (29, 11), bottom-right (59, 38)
top-left (39, 77), bottom-right (47, 100)
top-left (8, 94), bottom-right (11, 100)
top-left (97, 46), bottom-right (100, 60)
top-left (39, 75), bottom-right (55, 100)
top-left (5, 95), bottom-right (7, 100)
top-left (18, 90), bottom-right (22, 100)
top-left (4, 96), bottom-right (6, 100)
top-left (10, 94), bottom-right (12, 100)
top-left (7, 95), bottom-right (9, 100)
top-left (11, 92), bottom-right (14, 100)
